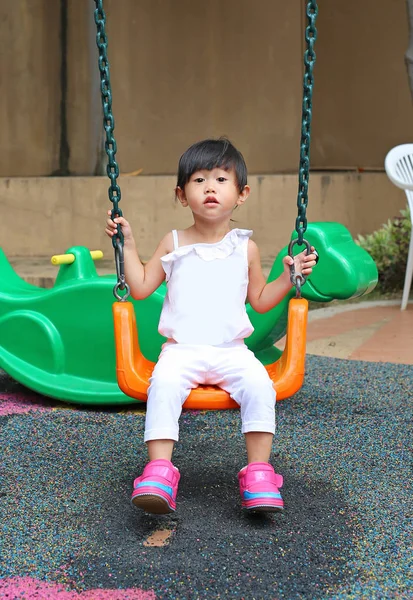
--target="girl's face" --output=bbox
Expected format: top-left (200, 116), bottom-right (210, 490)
top-left (176, 168), bottom-right (249, 221)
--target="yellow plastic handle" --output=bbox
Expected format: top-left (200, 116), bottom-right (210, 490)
top-left (51, 250), bottom-right (103, 266)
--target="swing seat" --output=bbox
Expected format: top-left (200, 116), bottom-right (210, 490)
top-left (113, 297), bottom-right (308, 409)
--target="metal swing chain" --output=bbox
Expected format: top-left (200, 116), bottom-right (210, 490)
top-left (289, 0), bottom-right (318, 297)
top-left (94, 0), bottom-right (130, 301)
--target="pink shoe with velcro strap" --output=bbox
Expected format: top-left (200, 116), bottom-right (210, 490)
top-left (131, 459), bottom-right (180, 514)
top-left (238, 462), bottom-right (284, 512)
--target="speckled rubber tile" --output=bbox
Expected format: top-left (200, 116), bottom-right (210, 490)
top-left (0, 356), bottom-right (412, 599)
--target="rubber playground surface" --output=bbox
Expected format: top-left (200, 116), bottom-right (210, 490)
top-left (1, 303), bottom-right (412, 599)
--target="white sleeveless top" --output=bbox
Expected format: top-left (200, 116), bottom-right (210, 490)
top-left (158, 228), bottom-right (254, 345)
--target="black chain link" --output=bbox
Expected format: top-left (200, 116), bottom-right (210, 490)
top-left (295, 0), bottom-right (318, 246)
top-left (94, 0), bottom-right (130, 300)
top-left (94, 0), bottom-right (123, 248)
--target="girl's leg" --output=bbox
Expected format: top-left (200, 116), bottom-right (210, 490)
top-left (132, 344), bottom-right (207, 514)
top-left (147, 439), bottom-right (175, 462)
top-left (210, 344), bottom-right (276, 457)
top-left (244, 431), bottom-right (274, 464)
top-left (144, 343), bottom-right (207, 451)
top-left (210, 345), bottom-right (283, 512)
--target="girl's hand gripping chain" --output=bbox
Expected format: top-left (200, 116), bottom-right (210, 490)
top-left (105, 210), bottom-right (135, 245)
top-left (282, 246), bottom-right (318, 282)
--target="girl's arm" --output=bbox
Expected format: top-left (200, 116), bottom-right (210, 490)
top-left (105, 211), bottom-right (172, 300)
top-left (247, 240), bottom-right (317, 314)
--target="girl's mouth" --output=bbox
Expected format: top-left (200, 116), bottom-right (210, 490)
top-left (204, 196), bottom-right (218, 204)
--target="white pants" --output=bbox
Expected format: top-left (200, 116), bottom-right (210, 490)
top-left (144, 341), bottom-right (276, 442)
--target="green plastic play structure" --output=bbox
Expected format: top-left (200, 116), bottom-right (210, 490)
top-left (0, 224), bottom-right (377, 405)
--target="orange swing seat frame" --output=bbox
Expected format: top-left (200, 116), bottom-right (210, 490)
top-left (113, 297), bottom-right (308, 409)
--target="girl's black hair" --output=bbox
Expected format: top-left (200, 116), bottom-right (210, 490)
top-left (176, 138), bottom-right (248, 192)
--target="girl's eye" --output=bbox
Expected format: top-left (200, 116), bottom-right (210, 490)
top-left (217, 177), bottom-right (227, 182)
top-left (194, 178), bottom-right (204, 183)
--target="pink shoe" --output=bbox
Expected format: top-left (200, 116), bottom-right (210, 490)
top-left (131, 459), bottom-right (180, 514)
top-left (238, 462), bottom-right (284, 512)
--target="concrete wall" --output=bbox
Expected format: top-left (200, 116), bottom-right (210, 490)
top-left (311, 0), bottom-right (413, 168)
top-left (93, 0), bottom-right (303, 176)
top-left (0, 173), bottom-right (406, 260)
top-left (0, 1), bottom-right (410, 261)
top-left (0, 0), bottom-right (61, 176)
top-left (1, 0), bottom-right (412, 176)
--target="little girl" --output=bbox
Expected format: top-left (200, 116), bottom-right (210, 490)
top-left (105, 138), bottom-right (317, 515)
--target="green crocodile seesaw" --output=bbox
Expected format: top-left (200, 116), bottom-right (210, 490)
top-left (0, 222), bottom-right (377, 405)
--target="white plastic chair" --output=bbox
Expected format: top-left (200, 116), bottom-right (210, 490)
top-left (384, 144), bottom-right (413, 310)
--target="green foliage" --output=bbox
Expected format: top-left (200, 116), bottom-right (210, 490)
top-left (356, 208), bottom-right (411, 292)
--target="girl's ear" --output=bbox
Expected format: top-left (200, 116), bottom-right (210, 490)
top-left (236, 184), bottom-right (250, 207)
top-left (176, 186), bottom-right (188, 207)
